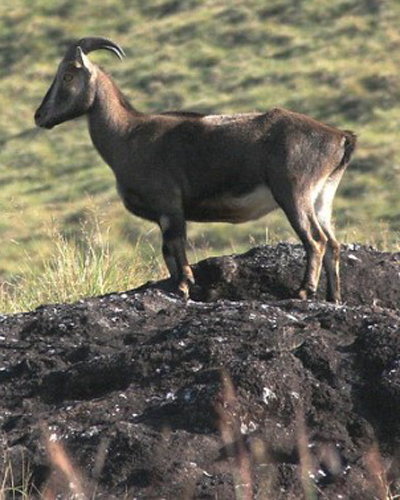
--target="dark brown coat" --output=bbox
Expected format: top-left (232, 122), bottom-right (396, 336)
top-left (35, 37), bottom-right (356, 301)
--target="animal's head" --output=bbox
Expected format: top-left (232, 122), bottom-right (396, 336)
top-left (34, 37), bottom-right (125, 129)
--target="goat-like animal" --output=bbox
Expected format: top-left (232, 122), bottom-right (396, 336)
top-left (35, 37), bottom-right (356, 302)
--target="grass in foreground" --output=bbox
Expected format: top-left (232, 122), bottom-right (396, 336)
top-left (1, 372), bottom-right (400, 499)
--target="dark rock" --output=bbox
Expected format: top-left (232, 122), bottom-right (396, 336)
top-left (0, 243), bottom-right (399, 498)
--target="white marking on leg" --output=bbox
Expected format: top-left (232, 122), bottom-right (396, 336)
top-left (314, 177), bottom-right (341, 228)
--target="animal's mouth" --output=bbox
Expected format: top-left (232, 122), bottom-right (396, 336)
top-left (35, 116), bottom-right (56, 130)
top-left (34, 108), bottom-right (56, 129)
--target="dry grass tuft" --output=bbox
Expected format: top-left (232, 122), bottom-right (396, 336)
top-left (41, 431), bottom-right (86, 500)
top-left (216, 371), bottom-right (254, 500)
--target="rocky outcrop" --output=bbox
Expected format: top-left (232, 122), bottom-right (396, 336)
top-left (0, 244), bottom-right (399, 499)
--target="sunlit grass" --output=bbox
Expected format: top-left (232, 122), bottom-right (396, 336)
top-left (0, 212), bottom-right (164, 314)
top-left (0, 0), bottom-right (400, 310)
top-left (0, 199), bottom-right (398, 315)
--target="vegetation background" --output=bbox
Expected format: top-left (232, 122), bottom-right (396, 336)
top-left (0, 0), bottom-right (399, 312)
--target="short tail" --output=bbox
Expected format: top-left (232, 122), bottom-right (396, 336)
top-left (340, 130), bottom-right (357, 167)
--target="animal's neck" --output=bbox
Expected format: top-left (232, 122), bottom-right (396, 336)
top-left (87, 70), bottom-right (139, 171)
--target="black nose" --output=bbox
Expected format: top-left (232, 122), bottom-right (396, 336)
top-left (34, 109), bottom-right (41, 122)
top-left (34, 108), bottom-right (45, 127)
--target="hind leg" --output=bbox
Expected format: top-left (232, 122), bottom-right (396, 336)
top-left (314, 171), bottom-right (345, 303)
top-left (277, 193), bottom-right (328, 299)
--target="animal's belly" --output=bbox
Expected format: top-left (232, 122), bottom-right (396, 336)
top-left (187, 185), bottom-right (279, 223)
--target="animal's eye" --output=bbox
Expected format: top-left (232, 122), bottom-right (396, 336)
top-left (63, 73), bottom-right (73, 82)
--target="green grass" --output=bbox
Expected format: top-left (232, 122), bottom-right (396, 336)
top-left (0, 0), bottom-right (400, 311)
top-left (0, 210), bottom-right (164, 314)
top-left (0, 205), bottom-right (398, 314)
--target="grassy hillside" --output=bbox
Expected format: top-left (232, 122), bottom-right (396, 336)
top-left (0, 0), bottom-right (399, 303)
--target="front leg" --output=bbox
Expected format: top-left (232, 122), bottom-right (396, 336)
top-left (159, 214), bottom-right (194, 299)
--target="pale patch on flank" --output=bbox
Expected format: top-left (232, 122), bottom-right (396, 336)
top-left (202, 113), bottom-right (260, 127)
top-left (199, 184), bottom-right (279, 223)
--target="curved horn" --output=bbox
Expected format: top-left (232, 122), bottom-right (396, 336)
top-left (64, 37), bottom-right (125, 61)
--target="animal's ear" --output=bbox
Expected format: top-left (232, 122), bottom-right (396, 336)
top-left (74, 46), bottom-right (93, 72)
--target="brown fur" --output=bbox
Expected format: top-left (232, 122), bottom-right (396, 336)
top-left (35, 38), bottom-right (357, 302)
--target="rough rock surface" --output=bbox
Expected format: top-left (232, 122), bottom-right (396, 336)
top-left (0, 243), bottom-right (399, 499)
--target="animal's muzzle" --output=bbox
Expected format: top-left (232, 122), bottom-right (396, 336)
top-left (34, 108), bottom-right (54, 129)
